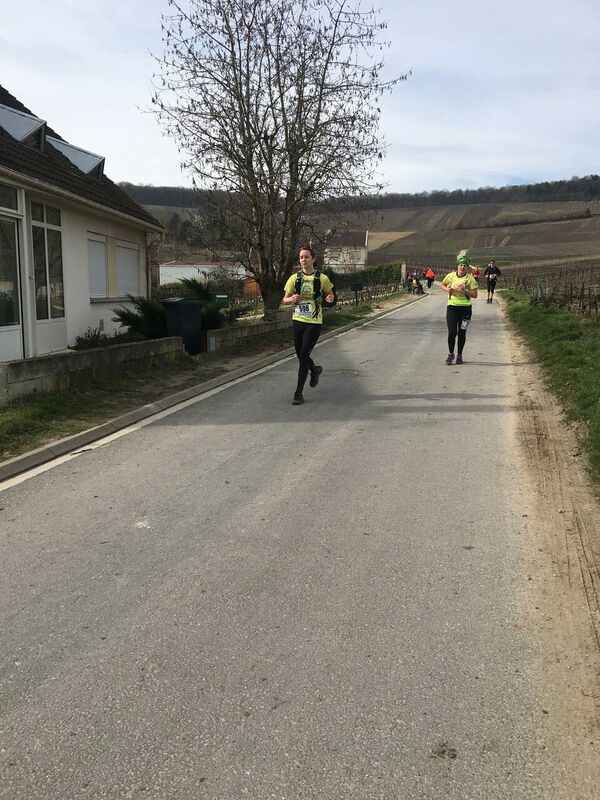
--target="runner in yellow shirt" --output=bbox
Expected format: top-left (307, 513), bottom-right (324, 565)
top-left (441, 256), bottom-right (478, 364)
top-left (283, 246), bottom-right (335, 404)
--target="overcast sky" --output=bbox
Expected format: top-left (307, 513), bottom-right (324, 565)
top-left (2, 0), bottom-right (599, 194)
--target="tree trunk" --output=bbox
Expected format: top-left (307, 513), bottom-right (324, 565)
top-left (262, 287), bottom-right (284, 322)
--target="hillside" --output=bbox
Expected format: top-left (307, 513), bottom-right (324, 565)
top-left (139, 198), bottom-right (600, 268)
top-left (363, 200), bottom-right (600, 265)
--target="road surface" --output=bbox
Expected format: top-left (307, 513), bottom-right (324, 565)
top-left (1, 289), bottom-right (598, 799)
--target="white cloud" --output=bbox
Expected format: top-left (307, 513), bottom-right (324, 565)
top-left (1, 0), bottom-right (599, 192)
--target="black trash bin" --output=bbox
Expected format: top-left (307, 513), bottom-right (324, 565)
top-left (161, 298), bottom-right (203, 355)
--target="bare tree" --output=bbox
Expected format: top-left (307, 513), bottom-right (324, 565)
top-left (153, 0), bottom-right (407, 318)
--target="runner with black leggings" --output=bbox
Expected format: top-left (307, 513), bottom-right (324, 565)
top-left (283, 246), bottom-right (334, 405)
top-left (441, 255), bottom-right (478, 364)
top-left (484, 260), bottom-right (502, 303)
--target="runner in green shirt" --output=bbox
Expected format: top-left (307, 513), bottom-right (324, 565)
top-left (283, 246), bottom-right (335, 405)
top-left (441, 256), bottom-right (478, 364)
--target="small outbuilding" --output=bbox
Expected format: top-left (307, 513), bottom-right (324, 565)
top-left (323, 230), bottom-right (368, 273)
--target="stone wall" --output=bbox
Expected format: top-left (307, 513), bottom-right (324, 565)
top-left (0, 337), bottom-right (182, 406)
top-left (206, 314), bottom-right (291, 352)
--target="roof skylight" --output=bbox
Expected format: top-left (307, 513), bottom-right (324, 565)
top-left (0, 103), bottom-right (45, 144)
top-left (47, 137), bottom-right (105, 178)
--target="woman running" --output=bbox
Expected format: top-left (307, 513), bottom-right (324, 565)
top-left (283, 246), bottom-right (335, 405)
top-left (441, 255), bottom-right (478, 364)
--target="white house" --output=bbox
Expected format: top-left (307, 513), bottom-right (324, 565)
top-left (323, 230), bottom-right (368, 273)
top-left (0, 85), bottom-right (162, 363)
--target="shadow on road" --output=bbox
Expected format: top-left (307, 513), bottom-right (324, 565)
top-left (145, 300), bottom-right (534, 429)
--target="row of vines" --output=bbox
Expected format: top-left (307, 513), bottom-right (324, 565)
top-left (502, 258), bottom-right (600, 318)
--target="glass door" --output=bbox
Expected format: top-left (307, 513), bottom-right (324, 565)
top-left (0, 216), bottom-right (23, 361)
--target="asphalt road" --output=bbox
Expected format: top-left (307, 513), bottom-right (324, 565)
top-left (0, 290), bottom-right (574, 798)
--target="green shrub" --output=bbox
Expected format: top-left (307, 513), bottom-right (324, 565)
top-left (331, 262), bottom-right (405, 289)
top-left (112, 296), bottom-right (168, 339)
top-left (230, 302), bottom-right (260, 318)
top-left (490, 208), bottom-right (593, 227)
top-left (156, 278), bottom-right (216, 301)
top-left (73, 327), bottom-right (144, 350)
top-left (155, 282), bottom-right (186, 300)
top-left (157, 276), bottom-right (245, 302)
top-left (74, 327), bottom-right (110, 349)
top-left (176, 277), bottom-right (216, 300)
top-left (201, 303), bottom-right (224, 330)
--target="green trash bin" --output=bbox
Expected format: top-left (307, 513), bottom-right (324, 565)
top-left (161, 298), bottom-right (203, 355)
top-left (208, 292), bottom-right (230, 309)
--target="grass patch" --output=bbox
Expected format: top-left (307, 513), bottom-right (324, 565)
top-left (502, 289), bottom-right (600, 481)
top-left (0, 357), bottom-right (225, 461)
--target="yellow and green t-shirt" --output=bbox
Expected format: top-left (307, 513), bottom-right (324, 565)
top-left (442, 271), bottom-right (478, 306)
top-left (284, 271), bottom-right (334, 325)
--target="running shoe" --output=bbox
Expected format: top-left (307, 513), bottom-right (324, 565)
top-left (292, 392), bottom-right (304, 405)
top-left (445, 353), bottom-right (455, 365)
top-left (456, 354), bottom-right (463, 364)
top-left (309, 365), bottom-right (323, 388)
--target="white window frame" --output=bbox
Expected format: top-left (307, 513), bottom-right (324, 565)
top-left (31, 202), bottom-right (65, 320)
top-left (0, 181), bottom-right (20, 215)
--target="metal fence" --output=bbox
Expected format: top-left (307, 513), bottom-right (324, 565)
top-left (335, 283), bottom-right (405, 307)
top-left (230, 282), bottom-right (406, 318)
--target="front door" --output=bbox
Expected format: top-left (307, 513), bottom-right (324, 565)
top-left (0, 216), bottom-right (24, 361)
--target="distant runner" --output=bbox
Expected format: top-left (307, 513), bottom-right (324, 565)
top-left (441, 256), bottom-right (478, 365)
top-left (283, 245), bottom-right (335, 405)
top-left (425, 268), bottom-right (436, 289)
top-left (484, 260), bottom-right (502, 303)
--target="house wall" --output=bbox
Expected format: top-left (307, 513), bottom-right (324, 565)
top-left (0, 174), bottom-right (150, 362)
top-left (324, 246), bottom-right (368, 272)
top-left (60, 206), bottom-right (147, 341)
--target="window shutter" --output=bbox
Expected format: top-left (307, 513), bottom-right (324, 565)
top-left (116, 242), bottom-right (139, 297)
top-left (88, 237), bottom-right (107, 298)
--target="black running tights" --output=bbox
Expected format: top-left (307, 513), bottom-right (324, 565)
top-left (446, 305), bottom-right (472, 355)
top-left (293, 320), bottom-right (322, 392)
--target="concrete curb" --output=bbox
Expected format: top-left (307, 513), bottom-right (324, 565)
top-left (0, 294), bottom-right (427, 482)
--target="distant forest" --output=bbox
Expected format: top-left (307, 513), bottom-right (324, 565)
top-left (119, 174), bottom-right (600, 209)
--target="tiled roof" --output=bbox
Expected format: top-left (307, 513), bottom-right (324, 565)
top-left (0, 85), bottom-right (162, 230)
top-left (0, 86), bottom-right (63, 139)
top-left (326, 231), bottom-right (367, 247)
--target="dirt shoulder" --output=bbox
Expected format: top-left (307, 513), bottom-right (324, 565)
top-left (505, 311), bottom-right (600, 795)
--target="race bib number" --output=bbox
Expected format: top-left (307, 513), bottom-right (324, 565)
top-left (296, 301), bottom-right (313, 317)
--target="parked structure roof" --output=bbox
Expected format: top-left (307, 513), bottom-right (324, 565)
top-left (0, 85), bottom-right (161, 230)
top-left (161, 256), bottom-right (243, 267)
top-left (326, 230), bottom-right (367, 248)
